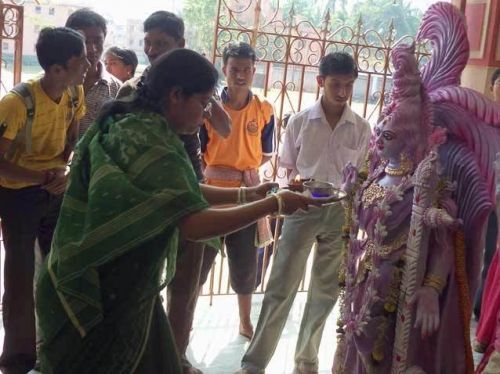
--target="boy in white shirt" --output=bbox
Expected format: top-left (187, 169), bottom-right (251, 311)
top-left (240, 52), bottom-right (371, 374)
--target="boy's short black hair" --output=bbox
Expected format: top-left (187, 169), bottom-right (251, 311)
top-left (36, 27), bottom-right (85, 71)
top-left (319, 52), bottom-right (358, 78)
top-left (105, 47), bottom-right (139, 76)
top-left (65, 8), bottom-right (107, 35)
top-left (222, 42), bottom-right (256, 65)
top-left (143, 11), bottom-right (184, 41)
top-left (491, 68), bottom-right (500, 86)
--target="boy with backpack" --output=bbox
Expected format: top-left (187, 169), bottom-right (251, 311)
top-left (0, 27), bottom-right (88, 373)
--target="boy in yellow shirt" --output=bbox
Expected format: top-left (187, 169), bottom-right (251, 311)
top-left (0, 27), bottom-right (88, 373)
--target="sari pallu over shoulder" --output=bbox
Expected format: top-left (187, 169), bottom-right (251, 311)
top-left (36, 111), bottom-right (209, 374)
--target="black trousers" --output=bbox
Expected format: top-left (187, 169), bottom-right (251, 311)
top-left (0, 185), bottom-right (62, 374)
top-left (167, 224), bottom-right (257, 363)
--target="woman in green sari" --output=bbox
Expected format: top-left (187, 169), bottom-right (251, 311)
top-left (35, 49), bottom-right (324, 374)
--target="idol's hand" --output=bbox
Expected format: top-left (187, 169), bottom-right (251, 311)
top-left (342, 162), bottom-right (358, 194)
top-left (409, 286), bottom-right (440, 339)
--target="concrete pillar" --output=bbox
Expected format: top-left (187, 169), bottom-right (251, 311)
top-left (458, 0), bottom-right (500, 98)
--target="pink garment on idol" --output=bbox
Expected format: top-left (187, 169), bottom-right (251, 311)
top-left (334, 1), bottom-right (500, 372)
top-left (333, 168), bottom-right (469, 373)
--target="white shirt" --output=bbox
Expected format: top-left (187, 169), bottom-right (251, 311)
top-left (279, 98), bottom-right (371, 186)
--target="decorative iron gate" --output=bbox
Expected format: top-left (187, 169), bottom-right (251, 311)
top-left (0, 1), bottom-right (24, 305)
top-left (202, 0), bottom-right (429, 300)
top-left (0, 1), bottom-right (24, 95)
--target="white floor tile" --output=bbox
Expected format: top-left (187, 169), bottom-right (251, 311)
top-left (186, 293), bottom-right (338, 374)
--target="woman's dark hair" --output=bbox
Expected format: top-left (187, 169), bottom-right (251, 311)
top-left (145, 48), bottom-right (217, 99)
top-left (97, 49), bottom-right (218, 121)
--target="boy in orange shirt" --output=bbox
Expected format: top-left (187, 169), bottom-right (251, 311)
top-left (200, 42), bottom-right (274, 339)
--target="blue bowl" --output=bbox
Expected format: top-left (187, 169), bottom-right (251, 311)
top-left (303, 181), bottom-right (346, 201)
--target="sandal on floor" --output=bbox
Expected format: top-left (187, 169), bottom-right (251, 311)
top-left (239, 330), bottom-right (253, 340)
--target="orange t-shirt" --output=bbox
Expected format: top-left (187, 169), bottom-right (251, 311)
top-left (201, 90), bottom-right (274, 186)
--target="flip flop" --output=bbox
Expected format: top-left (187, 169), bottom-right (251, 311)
top-left (239, 330), bottom-right (253, 340)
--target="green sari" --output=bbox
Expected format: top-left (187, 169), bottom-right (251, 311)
top-left (36, 111), bottom-right (208, 374)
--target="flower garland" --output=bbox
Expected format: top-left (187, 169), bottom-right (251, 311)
top-left (339, 168), bottom-right (413, 339)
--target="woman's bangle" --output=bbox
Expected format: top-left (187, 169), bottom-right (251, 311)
top-left (236, 187), bottom-right (247, 205)
top-left (423, 274), bottom-right (445, 294)
top-left (236, 187), bottom-right (247, 204)
top-left (272, 193), bottom-right (283, 216)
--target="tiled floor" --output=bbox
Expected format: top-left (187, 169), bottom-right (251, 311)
top-left (1, 293), bottom-right (484, 374)
top-left (186, 294), bottom-right (484, 373)
top-left (186, 293), bottom-right (338, 374)
top-left (1, 292), bottom-right (337, 374)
